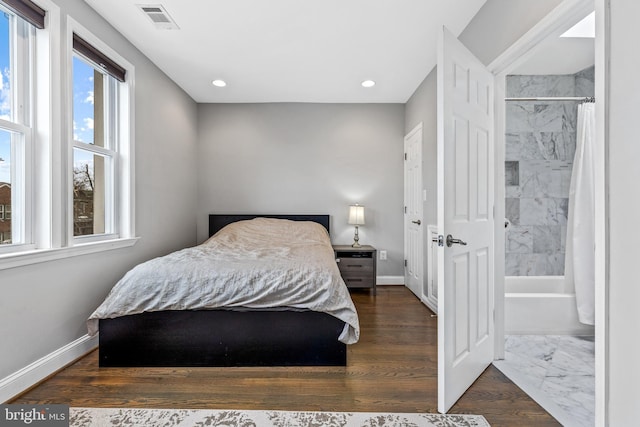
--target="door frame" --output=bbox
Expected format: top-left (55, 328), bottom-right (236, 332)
top-left (487, 0), bottom-right (606, 424)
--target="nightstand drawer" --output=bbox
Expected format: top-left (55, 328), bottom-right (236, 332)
top-left (336, 260), bottom-right (374, 274)
top-left (342, 276), bottom-right (372, 288)
top-left (339, 270), bottom-right (373, 280)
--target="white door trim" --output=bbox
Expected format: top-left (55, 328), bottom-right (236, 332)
top-left (486, 0), bottom-right (606, 425)
top-left (424, 224), bottom-right (439, 313)
top-left (487, 0), bottom-right (596, 75)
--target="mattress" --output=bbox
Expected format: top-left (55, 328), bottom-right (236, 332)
top-left (87, 217), bottom-right (360, 344)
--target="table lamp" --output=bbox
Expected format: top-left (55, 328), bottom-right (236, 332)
top-left (348, 204), bottom-right (365, 248)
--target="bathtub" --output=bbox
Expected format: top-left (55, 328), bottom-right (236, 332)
top-left (505, 276), bottom-right (594, 335)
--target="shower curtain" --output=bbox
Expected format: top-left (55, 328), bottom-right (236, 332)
top-left (565, 102), bottom-right (596, 325)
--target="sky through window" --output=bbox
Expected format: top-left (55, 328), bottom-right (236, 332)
top-left (0, 11), bottom-right (11, 184)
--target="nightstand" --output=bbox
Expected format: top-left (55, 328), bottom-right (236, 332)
top-left (333, 245), bottom-right (377, 295)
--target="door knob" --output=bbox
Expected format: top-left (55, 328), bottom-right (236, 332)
top-left (412, 220), bottom-right (422, 225)
top-left (446, 234), bottom-right (467, 247)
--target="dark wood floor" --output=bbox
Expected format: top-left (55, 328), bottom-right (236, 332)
top-left (12, 286), bottom-right (559, 426)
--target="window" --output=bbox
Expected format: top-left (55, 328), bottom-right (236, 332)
top-left (72, 55), bottom-right (116, 237)
top-left (69, 29), bottom-right (133, 245)
top-left (0, 5), bottom-right (137, 268)
top-left (0, 2), bottom-right (35, 248)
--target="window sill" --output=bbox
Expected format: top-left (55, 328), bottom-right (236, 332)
top-left (0, 237), bottom-right (139, 271)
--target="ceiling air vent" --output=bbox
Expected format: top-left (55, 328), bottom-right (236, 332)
top-left (137, 4), bottom-right (179, 30)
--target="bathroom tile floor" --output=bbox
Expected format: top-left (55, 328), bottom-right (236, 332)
top-left (493, 335), bottom-right (595, 427)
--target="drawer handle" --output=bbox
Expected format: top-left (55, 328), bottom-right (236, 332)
top-left (349, 279), bottom-right (363, 282)
top-left (346, 264), bottom-right (363, 267)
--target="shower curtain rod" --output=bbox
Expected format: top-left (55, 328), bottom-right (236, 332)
top-left (505, 96), bottom-right (595, 102)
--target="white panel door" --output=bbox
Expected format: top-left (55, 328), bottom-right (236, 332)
top-left (437, 27), bottom-right (495, 413)
top-left (404, 123), bottom-right (423, 299)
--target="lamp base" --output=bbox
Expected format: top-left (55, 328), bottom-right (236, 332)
top-left (352, 225), bottom-right (361, 248)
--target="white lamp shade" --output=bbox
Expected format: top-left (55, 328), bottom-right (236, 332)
top-left (348, 205), bottom-right (365, 225)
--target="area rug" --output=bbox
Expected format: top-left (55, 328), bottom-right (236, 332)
top-left (69, 407), bottom-right (490, 427)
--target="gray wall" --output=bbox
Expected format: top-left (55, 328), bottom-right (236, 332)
top-left (458, 0), bottom-right (565, 66)
top-left (505, 67), bottom-right (595, 276)
top-left (404, 68), bottom-right (437, 290)
top-left (0, 0), bottom-right (198, 380)
top-left (405, 68), bottom-right (437, 229)
top-left (196, 103), bottom-right (405, 277)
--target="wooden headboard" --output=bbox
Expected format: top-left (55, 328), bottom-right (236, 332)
top-left (208, 214), bottom-right (331, 237)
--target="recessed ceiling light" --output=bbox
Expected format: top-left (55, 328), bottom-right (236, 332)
top-left (361, 80), bottom-right (376, 88)
top-left (212, 79), bottom-right (227, 87)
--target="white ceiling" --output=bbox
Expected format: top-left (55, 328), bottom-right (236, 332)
top-left (84, 0), bottom-right (487, 103)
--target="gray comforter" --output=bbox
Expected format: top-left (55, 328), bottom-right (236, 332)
top-left (87, 218), bottom-right (360, 344)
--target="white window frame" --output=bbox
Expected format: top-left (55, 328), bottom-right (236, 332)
top-left (0, 6), bottom-right (137, 271)
top-left (66, 19), bottom-right (135, 247)
top-left (0, 6), bottom-right (35, 255)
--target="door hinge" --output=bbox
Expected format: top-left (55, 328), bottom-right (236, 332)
top-left (404, 259), bottom-right (408, 267)
top-left (404, 206), bottom-right (407, 214)
top-left (404, 153), bottom-right (407, 160)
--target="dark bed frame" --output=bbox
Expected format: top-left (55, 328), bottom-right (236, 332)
top-left (99, 214), bottom-right (347, 367)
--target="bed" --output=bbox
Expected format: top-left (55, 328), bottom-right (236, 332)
top-left (88, 214), bottom-right (359, 367)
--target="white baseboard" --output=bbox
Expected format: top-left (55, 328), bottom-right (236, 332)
top-left (0, 334), bottom-right (98, 403)
top-left (376, 276), bottom-right (404, 285)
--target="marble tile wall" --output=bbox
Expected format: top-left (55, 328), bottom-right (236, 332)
top-left (505, 67), bottom-right (594, 276)
top-left (575, 66), bottom-right (596, 97)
